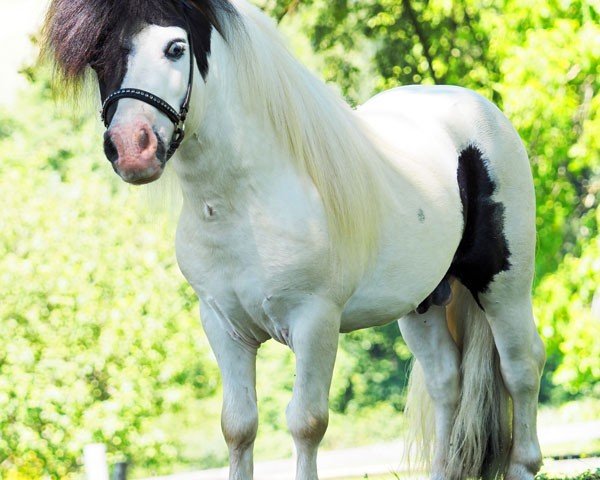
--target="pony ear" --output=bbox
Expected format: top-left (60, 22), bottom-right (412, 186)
top-left (180, 2), bottom-right (212, 79)
top-left (182, 0), bottom-right (238, 39)
top-left (181, 0), bottom-right (239, 78)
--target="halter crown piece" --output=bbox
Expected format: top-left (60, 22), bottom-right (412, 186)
top-left (101, 27), bottom-right (195, 162)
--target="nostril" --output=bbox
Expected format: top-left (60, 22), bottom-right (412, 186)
top-left (137, 127), bottom-right (150, 152)
top-left (103, 131), bottom-right (119, 164)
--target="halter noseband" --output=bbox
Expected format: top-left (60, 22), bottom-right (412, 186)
top-left (101, 30), bottom-right (195, 162)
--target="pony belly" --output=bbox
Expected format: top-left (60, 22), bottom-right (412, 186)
top-left (340, 195), bottom-right (463, 331)
top-left (340, 294), bottom-right (414, 332)
top-left (340, 265), bottom-right (452, 331)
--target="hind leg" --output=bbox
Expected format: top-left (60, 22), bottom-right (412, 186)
top-left (481, 286), bottom-right (545, 479)
top-left (399, 305), bottom-right (460, 479)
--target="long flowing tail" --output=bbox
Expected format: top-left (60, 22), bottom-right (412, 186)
top-left (404, 282), bottom-right (511, 479)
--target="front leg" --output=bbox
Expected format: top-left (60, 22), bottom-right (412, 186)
top-left (270, 297), bottom-right (341, 480)
top-left (200, 302), bottom-right (258, 480)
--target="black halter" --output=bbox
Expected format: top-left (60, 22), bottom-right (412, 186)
top-left (101, 30), bottom-right (195, 162)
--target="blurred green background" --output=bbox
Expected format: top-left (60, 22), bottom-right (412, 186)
top-left (0, 0), bottom-right (598, 478)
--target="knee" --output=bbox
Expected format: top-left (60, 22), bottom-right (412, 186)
top-left (287, 400), bottom-right (329, 446)
top-left (222, 402), bottom-right (258, 450)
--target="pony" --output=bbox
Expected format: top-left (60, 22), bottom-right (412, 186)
top-left (40, 1), bottom-right (546, 479)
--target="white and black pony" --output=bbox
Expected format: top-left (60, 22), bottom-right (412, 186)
top-left (41, 1), bottom-right (545, 479)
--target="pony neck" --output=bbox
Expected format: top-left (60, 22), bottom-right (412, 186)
top-left (176, 0), bottom-right (392, 277)
top-left (173, 29), bottom-right (287, 199)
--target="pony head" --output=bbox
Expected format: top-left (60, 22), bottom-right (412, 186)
top-left (41, 0), bottom-right (235, 184)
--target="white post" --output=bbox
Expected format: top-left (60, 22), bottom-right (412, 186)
top-left (83, 443), bottom-right (110, 480)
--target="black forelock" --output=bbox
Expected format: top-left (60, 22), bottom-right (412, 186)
top-left (41, 0), bottom-right (238, 89)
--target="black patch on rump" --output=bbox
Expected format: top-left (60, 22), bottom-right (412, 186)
top-left (417, 145), bottom-right (511, 313)
top-left (448, 144), bottom-right (511, 308)
top-left (417, 146), bottom-right (511, 314)
top-left (40, 0), bottom-right (238, 112)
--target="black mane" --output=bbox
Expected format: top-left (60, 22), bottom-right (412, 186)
top-left (41, 0), bottom-right (237, 89)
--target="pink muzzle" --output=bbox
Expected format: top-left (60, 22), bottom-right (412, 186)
top-left (104, 120), bottom-right (164, 185)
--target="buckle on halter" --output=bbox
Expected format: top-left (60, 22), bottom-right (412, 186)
top-left (173, 121), bottom-right (186, 144)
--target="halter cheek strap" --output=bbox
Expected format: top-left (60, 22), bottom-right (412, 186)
top-left (101, 30), bottom-right (195, 162)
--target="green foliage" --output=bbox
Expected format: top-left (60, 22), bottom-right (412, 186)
top-left (0, 72), bottom-right (219, 478)
top-left (333, 324), bottom-right (412, 413)
top-left (536, 236), bottom-right (600, 401)
top-left (499, 12), bottom-right (600, 279)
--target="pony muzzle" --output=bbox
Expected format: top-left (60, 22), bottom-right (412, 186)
top-left (104, 122), bottom-right (166, 184)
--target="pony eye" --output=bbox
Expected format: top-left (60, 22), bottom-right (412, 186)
top-left (165, 41), bottom-right (186, 60)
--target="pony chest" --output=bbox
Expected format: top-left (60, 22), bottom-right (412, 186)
top-left (174, 177), bottom-right (331, 337)
top-left (177, 205), bottom-right (328, 284)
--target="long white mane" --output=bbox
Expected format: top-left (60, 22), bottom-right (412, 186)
top-left (223, 0), bottom-right (394, 276)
